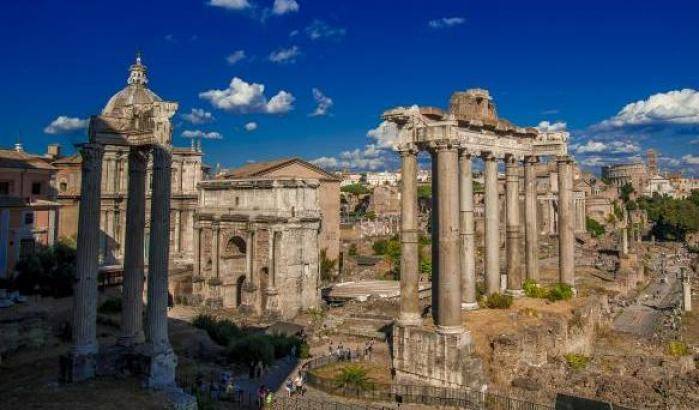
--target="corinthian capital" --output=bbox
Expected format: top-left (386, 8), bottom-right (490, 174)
top-left (79, 144), bottom-right (104, 168)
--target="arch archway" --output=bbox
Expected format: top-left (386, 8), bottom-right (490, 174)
top-left (236, 276), bottom-right (246, 308)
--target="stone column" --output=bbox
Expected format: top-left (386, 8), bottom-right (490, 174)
top-left (459, 150), bottom-right (477, 310)
top-left (119, 148), bottom-right (147, 347)
top-left (621, 209), bottom-right (629, 256)
top-left (557, 156), bottom-right (575, 287)
top-left (192, 220), bottom-right (201, 278)
top-left (212, 222), bottom-right (220, 278)
top-left (61, 143), bottom-right (103, 382)
top-left (430, 150), bottom-right (440, 322)
top-left (435, 143), bottom-right (462, 333)
top-left (524, 156), bottom-right (539, 281)
top-left (145, 146), bottom-right (176, 388)
top-left (264, 231), bottom-right (281, 318)
top-left (174, 210), bottom-right (181, 254)
top-left (505, 155), bottom-right (523, 295)
top-left (483, 152), bottom-right (500, 295)
top-left (398, 147), bottom-right (421, 325)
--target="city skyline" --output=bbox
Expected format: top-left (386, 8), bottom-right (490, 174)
top-left (1, 0), bottom-right (698, 175)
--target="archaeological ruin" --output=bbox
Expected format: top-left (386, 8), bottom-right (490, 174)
top-left (385, 89), bottom-right (575, 388)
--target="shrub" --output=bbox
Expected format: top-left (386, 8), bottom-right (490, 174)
top-left (98, 297), bottom-right (122, 314)
top-left (192, 314), bottom-right (243, 346)
top-left (372, 240), bottom-right (388, 255)
top-left (586, 217), bottom-right (605, 238)
top-left (298, 341), bottom-right (311, 359)
top-left (667, 341), bottom-right (689, 357)
top-left (484, 293), bottom-right (513, 309)
top-left (523, 279), bottom-right (548, 299)
top-left (341, 183), bottom-right (369, 196)
top-left (348, 244), bottom-right (358, 256)
top-left (227, 335), bottom-right (275, 366)
top-left (320, 249), bottom-right (337, 282)
top-left (564, 353), bottom-right (590, 370)
top-left (268, 333), bottom-right (302, 359)
top-left (547, 283), bottom-right (574, 302)
top-left (333, 365), bottom-right (374, 391)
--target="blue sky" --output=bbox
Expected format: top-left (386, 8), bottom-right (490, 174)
top-left (1, 0), bottom-right (698, 175)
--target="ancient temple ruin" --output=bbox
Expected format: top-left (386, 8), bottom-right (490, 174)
top-left (385, 89), bottom-right (574, 388)
top-left (60, 55), bottom-right (184, 395)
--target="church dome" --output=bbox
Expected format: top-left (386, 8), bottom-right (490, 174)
top-left (101, 54), bottom-right (163, 116)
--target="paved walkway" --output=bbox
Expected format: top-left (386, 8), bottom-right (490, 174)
top-left (612, 249), bottom-right (686, 337)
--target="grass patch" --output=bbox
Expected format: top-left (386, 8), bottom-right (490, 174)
top-left (522, 280), bottom-right (574, 302)
top-left (483, 293), bottom-right (513, 309)
top-left (333, 365), bottom-right (374, 391)
top-left (667, 341), bottom-right (689, 357)
top-left (564, 353), bottom-right (590, 370)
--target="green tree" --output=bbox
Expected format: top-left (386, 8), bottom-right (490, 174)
top-left (333, 365), bottom-right (374, 391)
top-left (417, 184), bottom-right (432, 200)
top-left (13, 239), bottom-right (76, 297)
top-left (341, 183), bottom-right (370, 195)
top-left (620, 182), bottom-right (635, 202)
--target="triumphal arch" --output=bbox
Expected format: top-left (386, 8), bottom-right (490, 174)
top-left (386, 89), bottom-right (574, 388)
top-left (61, 55), bottom-right (183, 393)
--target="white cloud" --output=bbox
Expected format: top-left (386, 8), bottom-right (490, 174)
top-left (226, 50), bottom-right (246, 65)
top-left (536, 120), bottom-right (567, 132)
top-left (199, 77), bottom-right (295, 114)
top-left (682, 154), bottom-right (699, 165)
top-left (289, 29), bottom-right (299, 37)
top-left (305, 20), bottom-right (346, 40)
top-left (182, 108), bottom-right (214, 124)
top-left (573, 139), bottom-right (640, 154)
top-left (268, 46), bottom-right (300, 64)
top-left (428, 17), bottom-right (465, 29)
top-left (244, 122), bottom-right (258, 131)
top-left (310, 88), bottom-right (333, 117)
top-left (595, 89), bottom-right (699, 129)
top-left (311, 156), bottom-right (339, 169)
top-left (367, 121), bottom-right (400, 149)
top-left (44, 116), bottom-right (88, 134)
top-left (208, 0), bottom-right (250, 10)
top-left (272, 0), bottom-right (299, 15)
top-left (181, 130), bottom-right (223, 140)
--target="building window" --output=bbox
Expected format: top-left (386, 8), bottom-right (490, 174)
top-left (0, 181), bottom-right (9, 195)
top-left (24, 212), bottom-right (34, 225)
top-left (59, 181), bottom-right (68, 192)
top-left (31, 182), bottom-right (42, 195)
top-left (19, 239), bottom-right (35, 259)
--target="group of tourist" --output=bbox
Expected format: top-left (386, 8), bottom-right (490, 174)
top-left (195, 371), bottom-right (244, 402)
top-left (328, 340), bottom-right (353, 360)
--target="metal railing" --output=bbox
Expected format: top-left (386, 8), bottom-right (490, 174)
top-left (300, 352), bottom-right (553, 410)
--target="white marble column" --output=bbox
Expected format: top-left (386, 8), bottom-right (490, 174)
top-left (212, 222), bottom-right (220, 278)
top-left (174, 210), bottom-right (181, 254)
top-left (63, 143), bottom-right (103, 382)
top-left (557, 156), bottom-right (575, 287)
top-left (505, 155), bottom-right (523, 295)
top-left (483, 152), bottom-right (500, 295)
top-left (398, 146), bottom-right (421, 325)
top-left (524, 156), bottom-right (539, 281)
top-left (119, 148), bottom-right (147, 347)
top-left (459, 150), bottom-right (477, 310)
top-left (145, 146), bottom-right (176, 388)
top-left (435, 143), bottom-right (462, 333)
top-left (430, 150), bottom-right (440, 322)
top-left (193, 220), bottom-right (201, 278)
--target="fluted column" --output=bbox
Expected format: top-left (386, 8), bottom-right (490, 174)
top-left (505, 155), bottom-right (523, 296)
top-left (435, 143), bottom-right (462, 333)
top-left (193, 220), bottom-right (201, 277)
top-left (430, 150), bottom-right (440, 322)
top-left (483, 152), bottom-right (500, 295)
top-left (557, 156), bottom-right (575, 287)
top-left (524, 156), bottom-right (539, 281)
top-left (621, 209), bottom-right (629, 256)
top-left (212, 221), bottom-right (220, 279)
top-left (63, 143), bottom-right (103, 382)
top-left (119, 148), bottom-right (147, 347)
top-left (459, 150), bottom-right (477, 310)
top-left (398, 146), bottom-right (421, 325)
top-left (145, 146), bottom-right (176, 388)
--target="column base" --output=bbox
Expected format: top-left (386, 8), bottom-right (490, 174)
top-left (506, 289), bottom-right (525, 297)
top-left (396, 312), bottom-right (422, 326)
top-left (461, 302), bottom-right (479, 311)
top-left (392, 324), bottom-right (486, 390)
top-left (134, 345), bottom-right (177, 389)
top-left (60, 352), bottom-right (96, 383)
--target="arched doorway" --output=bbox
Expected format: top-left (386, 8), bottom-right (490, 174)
top-left (259, 267), bottom-right (269, 311)
top-left (236, 276), bottom-right (246, 308)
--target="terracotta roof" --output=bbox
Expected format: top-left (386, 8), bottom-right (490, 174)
top-left (218, 157), bottom-right (340, 181)
top-left (0, 149), bottom-right (56, 170)
top-left (51, 153), bottom-right (82, 165)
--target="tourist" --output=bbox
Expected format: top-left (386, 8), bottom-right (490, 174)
top-left (285, 378), bottom-right (294, 397)
top-left (257, 385), bottom-right (267, 408)
top-left (294, 373), bottom-right (305, 396)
